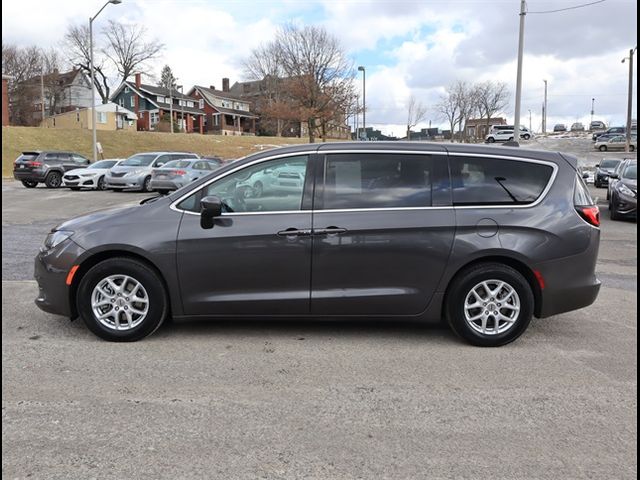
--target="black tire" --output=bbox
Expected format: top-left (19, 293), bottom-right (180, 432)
top-left (599, 145), bottom-right (607, 152)
top-left (44, 171), bottom-right (63, 188)
top-left (21, 180), bottom-right (38, 188)
top-left (487, 137), bottom-right (495, 143)
top-left (630, 145), bottom-right (635, 152)
top-left (97, 176), bottom-right (107, 191)
top-left (446, 263), bottom-right (534, 347)
top-left (142, 176), bottom-right (152, 192)
top-left (609, 195), bottom-right (621, 221)
top-left (157, 189), bottom-right (170, 195)
top-left (523, 134), bottom-right (530, 140)
top-left (76, 257), bottom-right (168, 342)
top-left (70, 187), bottom-right (81, 191)
top-left (508, 137), bottom-right (514, 142)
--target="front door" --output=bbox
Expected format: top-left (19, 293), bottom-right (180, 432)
top-left (310, 152), bottom-right (455, 315)
top-left (176, 154), bottom-right (314, 315)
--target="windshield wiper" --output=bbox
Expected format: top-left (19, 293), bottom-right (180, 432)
top-left (494, 176), bottom-right (519, 203)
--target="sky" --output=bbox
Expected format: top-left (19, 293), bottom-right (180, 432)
top-left (2, 0), bottom-right (637, 136)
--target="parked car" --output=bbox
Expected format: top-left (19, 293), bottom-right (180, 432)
top-left (594, 158), bottom-right (622, 188)
top-left (34, 142), bottom-right (601, 347)
top-left (608, 160), bottom-right (637, 220)
top-left (13, 151), bottom-right (90, 188)
top-left (570, 122), bottom-right (585, 132)
top-left (105, 152), bottom-right (199, 192)
top-left (594, 135), bottom-right (637, 152)
top-left (553, 124), bottom-right (567, 132)
top-left (484, 130), bottom-right (526, 143)
top-left (489, 125), bottom-right (534, 140)
top-left (589, 120), bottom-right (606, 131)
top-left (593, 126), bottom-right (627, 141)
top-left (63, 159), bottom-right (124, 191)
top-left (150, 159), bottom-right (222, 193)
top-left (606, 158), bottom-right (633, 200)
top-left (201, 156), bottom-right (224, 167)
top-left (236, 160), bottom-right (307, 198)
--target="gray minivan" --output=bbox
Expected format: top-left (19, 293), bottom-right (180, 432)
top-left (34, 142), bottom-right (601, 346)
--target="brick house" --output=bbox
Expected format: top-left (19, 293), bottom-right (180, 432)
top-left (188, 79), bottom-right (258, 135)
top-left (464, 117), bottom-right (507, 140)
top-left (110, 73), bottom-right (205, 133)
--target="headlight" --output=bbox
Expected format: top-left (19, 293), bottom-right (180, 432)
top-left (619, 183), bottom-right (635, 197)
top-left (43, 230), bottom-right (74, 250)
top-left (125, 170), bottom-right (142, 176)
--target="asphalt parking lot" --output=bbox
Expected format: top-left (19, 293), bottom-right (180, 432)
top-left (2, 162), bottom-right (637, 478)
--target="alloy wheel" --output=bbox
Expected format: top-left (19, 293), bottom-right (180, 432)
top-left (91, 274), bottom-right (149, 331)
top-left (463, 279), bottom-right (521, 335)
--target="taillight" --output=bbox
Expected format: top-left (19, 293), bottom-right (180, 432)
top-left (174, 170), bottom-right (187, 175)
top-left (575, 205), bottom-right (600, 227)
top-left (29, 161), bottom-right (43, 167)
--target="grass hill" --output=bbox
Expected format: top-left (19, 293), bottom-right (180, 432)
top-left (2, 127), bottom-right (315, 177)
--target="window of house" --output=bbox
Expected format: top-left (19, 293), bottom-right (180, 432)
top-left (157, 96), bottom-right (165, 103)
top-left (213, 115), bottom-right (220, 126)
top-left (97, 112), bottom-right (107, 124)
top-left (322, 154), bottom-right (432, 210)
top-left (119, 98), bottom-right (124, 107)
top-left (449, 156), bottom-right (554, 206)
top-left (130, 96), bottom-right (135, 108)
top-left (124, 86), bottom-right (130, 93)
top-left (150, 112), bottom-right (159, 126)
top-left (187, 101), bottom-right (194, 108)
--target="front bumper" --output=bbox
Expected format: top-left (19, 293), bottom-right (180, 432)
top-left (595, 173), bottom-right (610, 186)
top-left (612, 192), bottom-right (637, 217)
top-left (34, 239), bottom-right (86, 318)
top-left (106, 174), bottom-right (145, 190)
top-left (63, 176), bottom-right (98, 188)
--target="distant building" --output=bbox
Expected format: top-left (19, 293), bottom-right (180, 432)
top-left (188, 79), bottom-right (258, 136)
top-left (41, 102), bottom-right (137, 131)
top-left (464, 117), bottom-right (507, 140)
top-left (110, 73), bottom-right (205, 133)
top-left (402, 128), bottom-right (442, 141)
top-left (354, 127), bottom-right (398, 141)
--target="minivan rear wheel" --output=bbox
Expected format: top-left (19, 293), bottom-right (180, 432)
top-left (446, 263), bottom-right (534, 347)
top-left (76, 257), bottom-right (168, 342)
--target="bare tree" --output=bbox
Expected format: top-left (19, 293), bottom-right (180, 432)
top-left (452, 81), bottom-right (480, 142)
top-left (246, 24), bottom-right (355, 142)
top-left (475, 80), bottom-right (509, 131)
top-left (436, 84), bottom-right (460, 142)
top-left (63, 24), bottom-right (111, 103)
top-left (102, 20), bottom-right (164, 85)
top-left (406, 95), bottom-right (428, 140)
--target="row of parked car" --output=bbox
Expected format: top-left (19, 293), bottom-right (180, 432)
top-left (13, 151), bottom-right (225, 193)
top-left (590, 158), bottom-right (637, 221)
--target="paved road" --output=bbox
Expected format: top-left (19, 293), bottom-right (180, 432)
top-left (2, 178), bottom-right (637, 479)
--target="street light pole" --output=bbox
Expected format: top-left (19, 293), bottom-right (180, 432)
top-left (528, 109), bottom-right (532, 132)
top-left (512, 0), bottom-right (526, 145)
top-left (90, 0), bottom-right (122, 163)
top-left (178, 85), bottom-right (184, 133)
top-left (590, 97), bottom-right (595, 127)
top-left (622, 46), bottom-right (636, 153)
top-left (358, 66), bottom-right (366, 140)
top-left (543, 79), bottom-right (548, 134)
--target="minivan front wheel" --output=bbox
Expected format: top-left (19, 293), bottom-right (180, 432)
top-left (446, 263), bottom-right (534, 347)
top-left (76, 258), bottom-right (168, 342)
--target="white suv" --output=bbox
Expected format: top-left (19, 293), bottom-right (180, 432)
top-left (489, 125), bottom-right (534, 140)
top-left (485, 130), bottom-right (527, 143)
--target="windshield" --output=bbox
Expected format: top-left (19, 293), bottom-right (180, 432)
top-left (88, 160), bottom-right (118, 169)
top-left (623, 164), bottom-right (637, 180)
top-left (600, 160), bottom-right (620, 169)
top-left (162, 160), bottom-right (193, 169)
top-left (121, 154), bottom-right (156, 167)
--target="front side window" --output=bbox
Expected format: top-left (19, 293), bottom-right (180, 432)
top-left (450, 156), bottom-right (554, 206)
top-left (178, 156), bottom-right (308, 213)
top-left (322, 153), bottom-right (432, 209)
top-left (623, 163), bottom-right (637, 180)
top-left (121, 154), bottom-right (156, 167)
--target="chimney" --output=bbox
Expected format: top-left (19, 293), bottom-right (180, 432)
top-left (210, 85), bottom-right (216, 90)
top-left (222, 78), bottom-right (229, 92)
top-left (135, 73), bottom-right (141, 88)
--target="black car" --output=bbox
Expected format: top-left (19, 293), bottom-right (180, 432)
top-left (609, 160), bottom-right (637, 220)
top-left (13, 151), bottom-right (90, 188)
top-left (34, 142), bottom-right (601, 347)
top-left (553, 124), bottom-right (567, 132)
top-left (594, 158), bottom-right (622, 188)
top-left (592, 126), bottom-right (630, 141)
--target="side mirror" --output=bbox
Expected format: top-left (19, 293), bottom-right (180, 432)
top-left (609, 174), bottom-right (620, 180)
top-left (200, 195), bottom-right (222, 229)
top-left (582, 173), bottom-right (589, 179)
top-left (595, 164), bottom-right (599, 167)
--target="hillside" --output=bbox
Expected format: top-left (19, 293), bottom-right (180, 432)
top-left (2, 127), bottom-right (316, 176)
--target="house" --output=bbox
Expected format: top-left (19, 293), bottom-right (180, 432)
top-left (188, 79), bottom-right (258, 135)
top-left (110, 74), bottom-right (205, 133)
top-left (464, 117), bottom-right (507, 140)
top-left (402, 128), bottom-right (441, 141)
top-left (41, 102), bottom-right (137, 131)
top-left (16, 68), bottom-right (93, 125)
top-left (2, 75), bottom-right (10, 126)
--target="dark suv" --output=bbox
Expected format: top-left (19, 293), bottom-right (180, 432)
top-left (13, 151), bottom-right (90, 188)
top-left (594, 158), bottom-right (622, 188)
top-left (593, 126), bottom-right (628, 141)
top-left (34, 142), bottom-right (601, 347)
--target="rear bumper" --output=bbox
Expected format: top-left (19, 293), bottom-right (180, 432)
top-left (150, 179), bottom-right (184, 191)
top-left (14, 170), bottom-right (46, 182)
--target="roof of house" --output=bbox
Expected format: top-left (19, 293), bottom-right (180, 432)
top-left (213, 105), bottom-right (259, 119)
top-left (22, 68), bottom-right (86, 87)
top-left (155, 101), bottom-right (205, 116)
top-left (190, 85), bottom-right (246, 103)
top-left (137, 83), bottom-right (193, 101)
top-left (110, 82), bottom-right (205, 115)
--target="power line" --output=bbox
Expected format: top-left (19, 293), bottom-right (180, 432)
top-left (527, 0), bottom-right (606, 14)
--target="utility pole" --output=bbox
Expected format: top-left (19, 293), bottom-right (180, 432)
top-left (622, 47), bottom-right (636, 153)
top-left (358, 66), bottom-right (366, 140)
top-left (169, 85), bottom-right (174, 134)
top-left (40, 68), bottom-right (45, 127)
top-left (355, 96), bottom-right (359, 140)
top-left (512, 0), bottom-right (526, 145)
top-left (542, 80), bottom-right (548, 134)
top-left (528, 109), bottom-right (532, 132)
top-left (178, 85), bottom-right (184, 133)
top-left (590, 98), bottom-right (595, 127)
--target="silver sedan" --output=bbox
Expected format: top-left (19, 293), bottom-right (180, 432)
top-left (150, 159), bottom-right (222, 193)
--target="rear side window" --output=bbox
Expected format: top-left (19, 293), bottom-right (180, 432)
top-left (574, 173), bottom-right (595, 206)
top-left (322, 153), bottom-right (432, 209)
top-left (450, 156), bottom-right (554, 206)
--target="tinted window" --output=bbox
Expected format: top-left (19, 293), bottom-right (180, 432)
top-left (623, 164), bottom-right (637, 180)
top-left (121, 154), bottom-right (156, 167)
top-left (88, 160), bottom-right (118, 169)
top-left (72, 155), bottom-right (88, 164)
top-left (178, 156), bottom-right (308, 213)
top-left (574, 173), bottom-right (595, 206)
top-left (600, 159), bottom-right (620, 169)
top-left (163, 160), bottom-right (193, 169)
top-left (45, 153), bottom-right (59, 160)
top-left (450, 156), bottom-right (554, 206)
top-left (155, 155), bottom-right (173, 167)
top-left (323, 154), bottom-right (432, 209)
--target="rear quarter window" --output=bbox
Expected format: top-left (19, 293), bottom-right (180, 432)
top-left (574, 173), bottom-right (595, 206)
top-left (450, 156), bottom-right (554, 206)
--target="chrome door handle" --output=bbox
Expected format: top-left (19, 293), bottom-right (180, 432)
top-left (314, 227), bottom-right (347, 235)
top-left (277, 228), bottom-right (312, 237)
